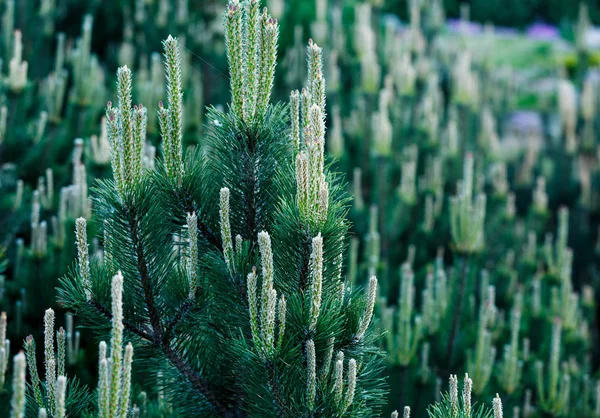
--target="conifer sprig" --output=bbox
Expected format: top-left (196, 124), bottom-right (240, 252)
top-left (106, 66), bottom-right (147, 197)
top-left (306, 339), bottom-right (316, 410)
top-left (55, 376), bottom-right (67, 418)
top-left (382, 264), bottom-right (422, 366)
top-left (98, 342), bottom-right (109, 417)
top-left (95, 272), bottom-right (134, 418)
top-left (109, 272), bottom-right (124, 417)
top-left (44, 309), bottom-right (56, 415)
top-left (256, 12), bottom-right (279, 118)
top-left (244, 0), bottom-right (261, 121)
top-left (75, 217), bottom-right (92, 300)
top-left (223, 0), bottom-right (279, 123)
top-left (21, 311), bottom-right (93, 417)
top-left (186, 212), bottom-right (199, 298)
top-left (428, 374), bottom-right (498, 418)
top-left (290, 90), bottom-right (300, 151)
top-left (247, 267), bottom-right (261, 347)
top-left (10, 352), bottom-right (26, 418)
top-left (450, 153), bottom-right (486, 254)
top-left (308, 233), bottom-right (323, 331)
top-left (355, 276), bottom-right (378, 341)
top-left (0, 311), bottom-right (7, 391)
top-left (223, 1), bottom-right (245, 118)
top-left (219, 188), bottom-right (235, 274)
top-left (536, 319), bottom-right (570, 415)
top-left (293, 40), bottom-right (329, 227)
top-left (159, 35), bottom-right (184, 183)
top-left (24, 336), bottom-right (45, 408)
top-left (117, 67), bottom-right (135, 183)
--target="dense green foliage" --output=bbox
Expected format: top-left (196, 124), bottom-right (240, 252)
top-left (1, 0), bottom-right (600, 417)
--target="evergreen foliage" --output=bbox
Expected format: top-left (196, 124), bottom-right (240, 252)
top-left (1, 0), bottom-right (600, 417)
top-left (56, 3), bottom-right (386, 416)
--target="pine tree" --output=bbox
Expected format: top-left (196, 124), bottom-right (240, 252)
top-left (58, 1), bottom-right (386, 416)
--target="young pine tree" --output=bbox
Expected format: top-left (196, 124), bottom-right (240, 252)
top-left (59, 1), bottom-right (386, 416)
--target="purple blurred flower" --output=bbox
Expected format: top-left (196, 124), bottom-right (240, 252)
top-left (527, 23), bottom-right (559, 40)
top-left (447, 19), bottom-right (482, 35)
top-left (506, 111), bottom-right (543, 135)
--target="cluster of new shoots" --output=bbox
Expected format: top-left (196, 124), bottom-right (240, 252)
top-left (158, 36), bottom-right (184, 183)
top-left (10, 352), bottom-right (26, 418)
top-left (98, 272), bottom-right (134, 418)
top-left (224, 0), bottom-right (279, 123)
top-left (328, 350), bottom-right (359, 414)
top-left (70, 15), bottom-right (102, 106)
top-left (8, 30), bottom-right (28, 93)
top-left (390, 406), bottom-right (411, 418)
top-left (23, 309), bottom-right (68, 417)
top-left (394, 52), bottom-right (417, 98)
top-left (549, 247), bottom-right (583, 333)
top-left (558, 79), bottom-right (577, 153)
top-left (44, 33), bottom-right (68, 123)
top-left (306, 336), bottom-right (358, 413)
top-left (420, 156), bottom-right (444, 214)
top-left (354, 276), bottom-right (378, 342)
top-left (354, 4), bottom-right (380, 93)
top-left (372, 77), bottom-right (393, 157)
top-left (498, 300), bottom-right (523, 394)
top-left (467, 285), bottom-right (498, 394)
top-left (428, 374), bottom-right (505, 418)
top-left (381, 264), bottom-right (422, 366)
top-left (247, 232), bottom-right (286, 358)
top-left (294, 40), bottom-right (329, 227)
top-left (535, 319), bottom-right (570, 415)
top-left (106, 66), bottom-right (147, 197)
top-left (420, 264), bottom-right (448, 336)
top-left (450, 154), bottom-right (486, 254)
top-left (544, 207), bottom-right (571, 280)
top-left (452, 51), bottom-right (479, 108)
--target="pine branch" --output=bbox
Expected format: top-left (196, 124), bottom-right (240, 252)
top-left (124, 204), bottom-right (232, 415)
top-left (197, 218), bottom-right (221, 249)
top-left (240, 137), bottom-right (259, 243)
top-left (88, 299), bottom-right (152, 341)
top-left (297, 234), bottom-right (312, 291)
top-left (264, 359), bottom-right (289, 416)
top-left (162, 343), bottom-right (233, 416)
top-left (180, 190), bottom-right (221, 248)
top-left (126, 208), bottom-right (163, 342)
top-left (163, 298), bottom-right (192, 340)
